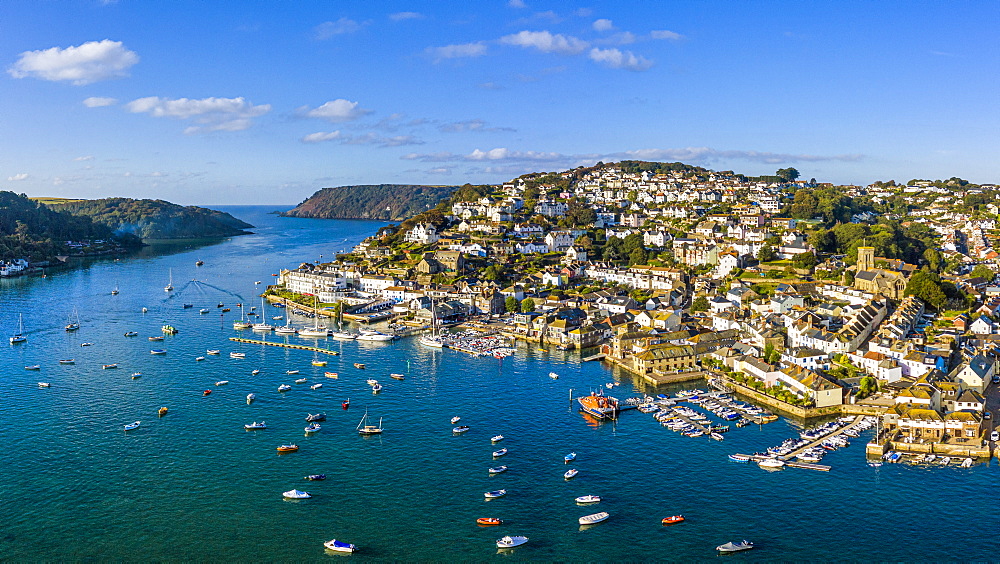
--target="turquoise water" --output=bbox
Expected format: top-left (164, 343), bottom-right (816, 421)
top-left (1, 206), bottom-right (995, 561)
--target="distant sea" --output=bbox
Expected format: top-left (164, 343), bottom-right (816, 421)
top-left (0, 205), bottom-right (995, 561)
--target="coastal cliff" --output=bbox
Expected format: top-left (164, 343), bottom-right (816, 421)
top-left (46, 198), bottom-right (254, 239)
top-left (281, 184), bottom-right (458, 221)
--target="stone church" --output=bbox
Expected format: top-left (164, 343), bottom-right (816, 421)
top-left (852, 246), bottom-right (907, 299)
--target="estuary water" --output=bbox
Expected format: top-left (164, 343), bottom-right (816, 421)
top-left (1, 206), bottom-right (995, 561)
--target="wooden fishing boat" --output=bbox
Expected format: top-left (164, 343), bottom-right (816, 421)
top-left (276, 444), bottom-right (299, 453)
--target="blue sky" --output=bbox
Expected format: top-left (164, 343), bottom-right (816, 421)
top-left (1, 1), bottom-right (997, 204)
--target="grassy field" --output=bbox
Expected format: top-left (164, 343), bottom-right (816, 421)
top-left (30, 197), bottom-right (87, 204)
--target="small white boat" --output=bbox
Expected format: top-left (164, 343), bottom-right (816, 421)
top-left (366, 378), bottom-right (379, 386)
top-left (25, 365), bottom-right (40, 371)
top-left (331, 331), bottom-right (356, 340)
top-left (123, 421), bottom-right (141, 431)
top-left (310, 383), bottom-right (323, 390)
top-left (199, 309), bottom-right (209, 314)
top-left (282, 489), bottom-right (311, 499)
top-left (757, 458), bottom-right (785, 469)
top-left (578, 511), bottom-right (609, 525)
top-left (195, 356), bottom-right (205, 361)
top-left (230, 352), bottom-right (245, 359)
top-left (493, 448), bottom-right (508, 457)
top-left (295, 378), bottom-right (307, 384)
top-left (496, 535), bottom-right (528, 548)
top-left (564, 452), bottom-right (577, 463)
top-left (131, 372), bottom-right (142, 379)
top-left (575, 495), bottom-right (601, 504)
top-left (717, 540), bottom-right (754, 553)
top-left (960, 457), bottom-right (974, 468)
top-left (323, 539), bottom-right (355, 553)
top-left (123, 331), bottom-right (138, 337)
top-left (304, 423), bottom-right (321, 433)
top-left (286, 370), bottom-right (300, 375)
top-left (244, 421), bottom-right (266, 430)
top-left (215, 380), bottom-right (229, 386)
top-left (453, 425), bottom-right (470, 434)
top-left (37, 382), bottom-right (51, 388)
top-left (564, 468), bottom-right (578, 480)
top-left (81, 342), bottom-right (93, 347)
top-left (150, 349), bottom-right (166, 355)
top-left (710, 432), bottom-right (724, 441)
top-left (59, 359), bottom-right (75, 365)
top-left (484, 489), bottom-right (507, 499)
top-left (246, 393), bottom-right (256, 403)
top-left (278, 384), bottom-right (291, 392)
top-left (252, 369), bottom-right (260, 375)
top-left (372, 383), bottom-right (382, 393)
top-left (549, 372), bottom-right (559, 379)
top-left (488, 465), bottom-right (508, 474)
top-left (491, 435), bottom-right (505, 443)
top-left (451, 416), bottom-right (461, 424)
top-left (207, 349), bottom-right (221, 355)
top-left (940, 456), bottom-right (952, 466)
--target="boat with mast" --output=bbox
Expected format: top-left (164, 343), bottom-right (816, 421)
top-left (233, 304), bottom-right (252, 330)
top-left (65, 309), bottom-right (81, 332)
top-left (252, 297), bottom-right (273, 331)
top-left (357, 410), bottom-right (383, 435)
top-left (10, 313), bottom-right (26, 344)
top-left (330, 302), bottom-right (355, 340)
top-left (164, 269), bottom-right (173, 292)
top-left (418, 297), bottom-right (444, 348)
top-left (298, 293), bottom-right (329, 337)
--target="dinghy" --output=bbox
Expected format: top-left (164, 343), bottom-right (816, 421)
top-left (578, 512), bottom-right (610, 525)
top-left (496, 536), bottom-right (528, 548)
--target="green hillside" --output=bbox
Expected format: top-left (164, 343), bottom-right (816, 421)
top-left (281, 184), bottom-right (459, 221)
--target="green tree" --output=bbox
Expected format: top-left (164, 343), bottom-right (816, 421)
top-left (628, 247), bottom-right (648, 266)
top-left (776, 167), bottom-right (800, 182)
top-left (757, 244), bottom-right (777, 263)
top-left (691, 296), bottom-right (709, 312)
top-left (520, 297), bottom-right (535, 313)
top-left (505, 296), bottom-right (520, 313)
top-left (793, 251), bottom-right (817, 269)
top-left (970, 264), bottom-right (995, 280)
top-left (483, 264), bottom-right (505, 282)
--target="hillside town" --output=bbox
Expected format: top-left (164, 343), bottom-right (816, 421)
top-left (274, 162), bottom-right (1000, 458)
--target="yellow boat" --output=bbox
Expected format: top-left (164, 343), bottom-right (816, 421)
top-left (158, 407), bottom-right (168, 416)
top-left (312, 360), bottom-right (328, 367)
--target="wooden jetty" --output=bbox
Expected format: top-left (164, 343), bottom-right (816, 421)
top-left (733, 453), bottom-right (832, 472)
top-left (780, 415), bottom-right (865, 461)
top-left (229, 337), bottom-right (340, 355)
top-left (582, 353), bottom-right (606, 362)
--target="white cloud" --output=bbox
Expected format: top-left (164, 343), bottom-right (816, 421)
top-left (7, 173), bottom-right (29, 181)
top-left (439, 119), bottom-right (515, 133)
top-left (651, 30), bottom-right (683, 40)
top-left (588, 47), bottom-right (653, 71)
top-left (426, 42), bottom-right (487, 62)
top-left (73, 155), bottom-right (95, 161)
top-left (83, 96), bottom-right (118, 107)
top-left (302, 99), bottom-right (372, 122)
top-left (302, 131), bottom-right (343, 143)
top-left (8, 39), bottom-right (139, 85)
top-left (126, 96), bottom-right (271, 133)
top-left (389, 11), bottom-right (423, 21)
top-left (508, 0), bottom-right (526, 8)
top-left (592, 18), bottom-right (614, 31)
top-left (314, 18), bottom-right (364, 39)
top-left (302, 130), bottom-right (423, 148)
top-left (500, 30), bottom-right (588, 55)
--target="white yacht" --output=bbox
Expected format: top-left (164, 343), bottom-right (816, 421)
top-left (357, 330), bottom-right (394, 342)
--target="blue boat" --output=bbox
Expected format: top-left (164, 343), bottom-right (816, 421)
top-left (324, 539), bottom-right (355, 553)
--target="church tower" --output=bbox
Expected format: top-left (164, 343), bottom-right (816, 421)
top-left (857, 246), bottom-right (875, 272)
